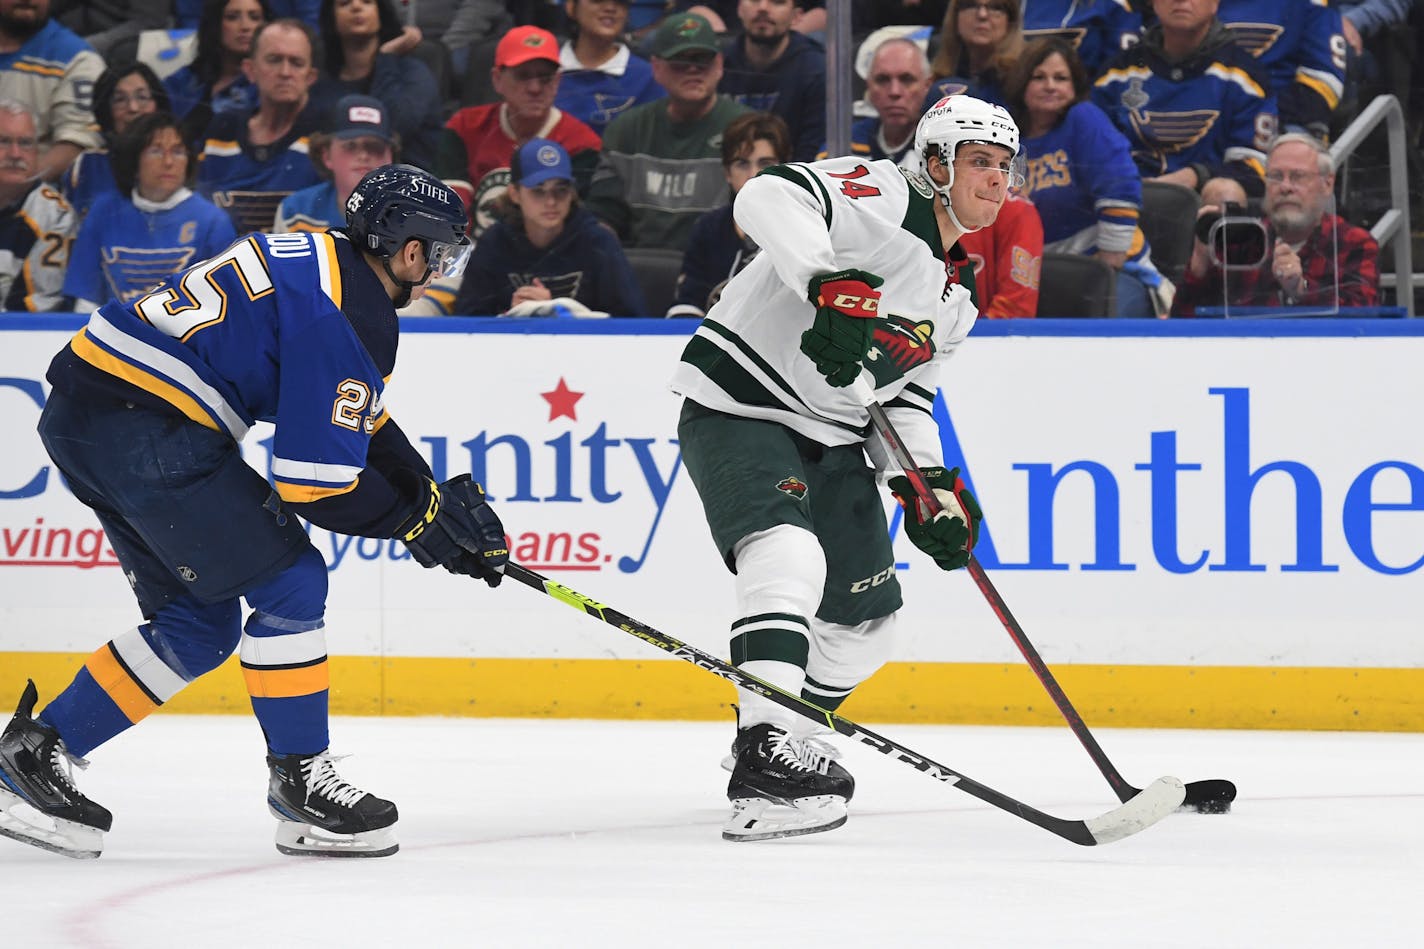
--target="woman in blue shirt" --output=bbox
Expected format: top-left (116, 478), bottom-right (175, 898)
top-left (1004, 38), bottom-right (1164, 317)
top-left (63, 113), bottom-right (237, 311)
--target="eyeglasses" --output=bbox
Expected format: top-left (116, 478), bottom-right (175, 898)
top-left (960, 1), bottom-right (1011, 17)
top-left (1264, 169), bottom-right (1322, 187)
top-left (142, 145), bottom-right (189, 161)
top-left (0, 135), bottom-right (38, 151)
top-left (112, 91), bottom-right (155, 108)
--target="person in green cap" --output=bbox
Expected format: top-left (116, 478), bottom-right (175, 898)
top-left (584, 11), bottom-right (751, 251)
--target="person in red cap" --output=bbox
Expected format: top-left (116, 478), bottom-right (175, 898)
top-left (442, 24), bottom-right (602, 239)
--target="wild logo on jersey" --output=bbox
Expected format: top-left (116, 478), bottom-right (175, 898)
top-left (775, 476), bottom-right (808, 501)
top-left (867, 315), bottom-right (936, 376)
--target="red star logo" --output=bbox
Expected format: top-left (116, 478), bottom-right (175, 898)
top-left (541, 377), bottom-right (584, 421)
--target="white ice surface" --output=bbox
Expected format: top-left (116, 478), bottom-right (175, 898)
top-left (3, 716), bottom-right (1419, 948)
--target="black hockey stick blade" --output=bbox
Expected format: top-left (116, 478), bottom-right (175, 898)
top-left (504, 562), bottom-right (1185, 846)
top-left (851, 377), bottom-right (1236, 815)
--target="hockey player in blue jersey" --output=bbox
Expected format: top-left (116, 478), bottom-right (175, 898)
top-left (0, 164), bottom-right (508, 860)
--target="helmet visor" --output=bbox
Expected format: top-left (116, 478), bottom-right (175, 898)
top-left (427, 237), bottom-right (473, 281)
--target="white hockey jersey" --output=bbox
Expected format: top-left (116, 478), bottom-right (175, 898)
top-left (0, 180), bottom-right (76, 311)
top-left (670, 157), bottom-right (977, 466)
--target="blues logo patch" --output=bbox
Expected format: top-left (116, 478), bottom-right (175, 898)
top-left (775, 476), bottom-right (808, 501)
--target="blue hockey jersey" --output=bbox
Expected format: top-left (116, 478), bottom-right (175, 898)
top-left (1092, 22), bottom-right (1276, 190)
top-left (1021, 0), bottom-right (1143, 76)
top-left (62, 188), bottom-right (237, 307)
top-left (1020, 100), bottom-right (1155, 265)
top-left (59, 231), bottom-right (393, 506)
top-left (1214, 0), bottom-right (1345, 134)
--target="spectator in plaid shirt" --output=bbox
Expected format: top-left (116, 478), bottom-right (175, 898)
top-left (1174, 133), bottom-right (1380, 315)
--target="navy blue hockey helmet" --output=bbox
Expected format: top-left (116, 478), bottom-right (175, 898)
top-left (345, 163), bottom-right (472, 281)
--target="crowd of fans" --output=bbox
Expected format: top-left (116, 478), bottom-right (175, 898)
top-left (0, 0), bottom-right (1416, 319)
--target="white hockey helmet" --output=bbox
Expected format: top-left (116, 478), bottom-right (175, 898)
top-left (915, 93), bottom-right (1020, 173)
top-left (913, 94), bottom-right (1023, 230)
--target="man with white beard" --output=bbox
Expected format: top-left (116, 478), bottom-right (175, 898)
top-left (1174, 133), bottom-right (1381, 315)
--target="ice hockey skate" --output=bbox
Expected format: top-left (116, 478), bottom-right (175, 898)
top-left (723, 722), bottom-right (855, 842)
top-left (0, 680), bottom-right (112, 859)
top-left (266, 751), bottom-right (399, 857)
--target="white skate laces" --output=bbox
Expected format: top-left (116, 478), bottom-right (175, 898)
top-left (302, 753), bottom-right (366, 808)
top-left (50, 741), bottom-right (90, 793)
top-left (766, 728), bottom-right (833, 776)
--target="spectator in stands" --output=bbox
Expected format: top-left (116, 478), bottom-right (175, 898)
top-left (455, 137), bottom-right (647, 317)
top-left (586, 13), bottom-right (750, 250)
top-left (819, 36), bottom-right (932, 166)
top-left (195, 18), bottom-right (325, 233)
top-left (63, 112), bottom-right (235, 310)
top-left (1214, 0), bottom-right (1344, 140)
top-left (1007, 38), bottom-right (1165, 317)
top-left (0, 97), bottom-right (75, 310)
top-left (48, 1), bottom-right (170, 62)
top-left (957, 190), bottom-right (1043, 317)
top-left (926, 0), bottom-right (1025, 104)
top-left (556, 0), bottom-right (663, 136)
top-left (718, 0), bottom-right (826, 162)
top-left (1020, 0), bottom-right (1142, 78)
top-left (444, 25), bottom-right (602, 238)
top-left (309, 0), bottom-right (443, 171)
top-left (670, 110), bottom-right (788, 317)
top-left (275, 93), bottom-right (395, 231)
top-left (165, 0), bottom-right (269, 147)
top-left (1173, 133), bottom-right (1380, 315)
top-left (1093, 0), bottom-right (1276, 197)
top-left (0, 0), bottom-right (104, 181)
top-left (65, 63), bottom-right (171, 221)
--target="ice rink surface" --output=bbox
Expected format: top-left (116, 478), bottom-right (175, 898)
top-left (2, 715), bottom-right (1419, 949)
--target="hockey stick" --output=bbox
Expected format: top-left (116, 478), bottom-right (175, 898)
top-left (850, 377), bottom-right (1236, 815)
top-left (504, 561), bottom-right (1184, 846)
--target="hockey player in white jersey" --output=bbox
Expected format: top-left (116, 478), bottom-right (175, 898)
top-left (670, 94), bottom-right (1022, 841)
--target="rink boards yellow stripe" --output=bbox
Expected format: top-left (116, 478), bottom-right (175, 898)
top-left (3, 653), bottom-right (1421, 731)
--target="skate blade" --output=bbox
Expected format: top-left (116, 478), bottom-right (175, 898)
top-left (273, 819), bottom-right (399, 858)
top-left (0, 786), bottom-right (103, 859)
top-left (722, 795), bottom-right (848, 842)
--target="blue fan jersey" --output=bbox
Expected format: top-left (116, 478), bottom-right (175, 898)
top-left (62, 189), bottom-right (237, 306)
top-left (1093, 24), bottom-right (1277, 188)
top-left (1021, 0), bottom-right (1143, 76)
top-left (1215, 0), bottom-right (1345, 133)
top-left (196, 106), bottom-right (323, 233)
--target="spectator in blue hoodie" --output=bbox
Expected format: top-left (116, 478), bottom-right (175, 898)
top-left (556, 0), bottom-right (664, 135)
top-left (455, 138), bottom-right (649, 317)
top-left (717, 0), bottom-right (826, 161)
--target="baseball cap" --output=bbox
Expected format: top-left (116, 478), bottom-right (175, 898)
top-left (511, 138), bottom-right (573, 188)
top-left (651, 13), bottom-right (720, 59)
top-left (495, 25), bottom-right (560, 69)
top-left (330, 95), bottom-right (392, 142)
